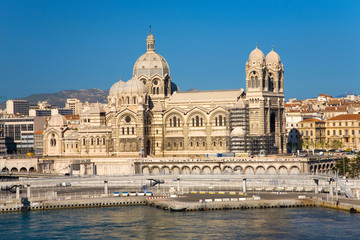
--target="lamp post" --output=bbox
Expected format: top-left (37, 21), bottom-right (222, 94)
top-left (138, 137), bottom-right (144, 191)
top-left (138, 138), bottom-right (144, 175)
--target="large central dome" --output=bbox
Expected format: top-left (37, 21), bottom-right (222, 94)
top-left (132, 31), bottom-right (170, 78)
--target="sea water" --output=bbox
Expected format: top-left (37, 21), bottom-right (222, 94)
top-left (0, 206), bottom-right (359, 239)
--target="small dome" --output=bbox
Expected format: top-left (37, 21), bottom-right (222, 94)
top-left (248, 45), bottom-right (265, 63)
top-left (230, 127), bottom-right (246, 137)
top-left (48, 114), bottom-right (67, 127)
top-left (109, 79), bottom-right (126, 97)
top-left (121, 78), bottom-right (148, 95)
top-left (266, 48), bottom-right (281, 66)
top-left (147, 32), bottom-right (155, 41)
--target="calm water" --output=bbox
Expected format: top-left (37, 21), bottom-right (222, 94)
top-left (0, 206), bottom-right (360, 240)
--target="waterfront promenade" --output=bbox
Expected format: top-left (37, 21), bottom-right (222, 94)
top-left (1, 173), bottom-right (360, 213)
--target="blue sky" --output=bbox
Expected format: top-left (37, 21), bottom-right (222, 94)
top-left (0, 0), bottom-right (359, 101)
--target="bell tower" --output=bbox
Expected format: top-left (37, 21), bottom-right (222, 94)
top-left (245, 45), bottom-right (286, 153)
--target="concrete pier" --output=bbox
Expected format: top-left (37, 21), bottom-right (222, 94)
top-left (146, 198), bottom-right (314, 212)
top-left (0, 196), bottom-right (146, 213)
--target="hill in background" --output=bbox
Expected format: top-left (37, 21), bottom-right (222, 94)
top-left (0, 88), bottom-right (109, 109)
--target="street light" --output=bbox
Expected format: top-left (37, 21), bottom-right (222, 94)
top-left (138, 137), bottom-right (144, 192)
top-left (138, 138), bottom-right (144, 175)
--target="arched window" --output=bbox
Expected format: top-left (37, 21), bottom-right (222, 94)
top-left (180, 142), bottom-right (183, 147)
top-left (196, 116), bottom-right (199, 126)
top-left (178, 118), bottom-right (180, 127)
top-left (251, 76), bottom-right (254, 88)
top-left (190, 142), bottom-right (193, 147)
top-left (91, 138), bottom-right (94, 145)
top-left (255, 76), bottom-right (259, 87)
top-left (157, 87), bottom-right (159, 94)
top-left (133, 97), bottom-right (137, 104)
top-left (153, 88), bottom-right (156, 94)
top-left (196, 142), bottom-right (199, 147)
top-left (201, 118), bottom-right (203, 126)
top-left (213, 141), bottom-right (216, 146)
top-left (96, 138), bottom-right (99, 145)
top-left (219, 141), bottom-right (222, 147)
top-left (122, 127), bottom-right (125, 135)
top-left (278, 77), bottom-right (281, 90)
top-left (127, 127), bottom-right (130, 135)
top-left (219, 115), bottom-right (223, 126)
top-left (224, 117), bottom-right (226, 126)
top-left (102, 138), bottom-right (106, 145)
top-left (132, 127), bottom-right (134, 134)
top-left (215, 117), bottom-right (218, 126)
top-left (82, 138), bottom-right (86, 145)
top-left (203, 141), bottom-right (206, 147)
top-left (174, 142), bottom-right (177, 147)
top-left (126, 97), bottom-right (130, 104)
top-left (192, 118), bottom-right (195, 126)
top-left (170, 119), bottom-right (172, 127)
top-left (173, 116), bottom-right (177, 127)
top-left (269, 77), bottom-right (274, 92)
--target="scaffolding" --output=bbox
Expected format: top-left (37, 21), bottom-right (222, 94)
top-left (229, 106), bottom-right (278, 155)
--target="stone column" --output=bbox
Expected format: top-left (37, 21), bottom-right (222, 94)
top-left (243, 178), bottom-right (247, 193)
top-left (26, 184), bottom-right (31, 199)
top-left (329, 179), bottom-right (334, 197)
top-left (16, 186), bottom-right (20, 199)
top-left (314, 179), bottom-right (319, 194)
top-left (104, 180), bottom-right (108, 195)
top-left (177, 177), bottom-right (180, 193)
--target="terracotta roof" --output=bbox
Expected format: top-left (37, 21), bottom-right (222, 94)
top-left (300, 118), bottom-right (324, 123)
top-left (324, 106), bottom-right (348, 112)
top-left (35, 130), bottom-right (43, 134)
top-left (328, 114), bottom-right (360, 121)
top-left (318, 94), bottom-right (332, 98)
top-left (65, 114), bottom-right (80, 120)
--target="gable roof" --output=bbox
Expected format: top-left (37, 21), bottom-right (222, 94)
top-left (168, 89), bottom-right (244, 102)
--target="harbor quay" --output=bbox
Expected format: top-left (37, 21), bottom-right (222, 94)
top-left (1, 173), bottom-right (360, 213)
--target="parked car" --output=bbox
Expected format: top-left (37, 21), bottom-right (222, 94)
top-left (299, 152), bottom-right (308, 157)
top-left (57, 182), bottom-right (71, 187)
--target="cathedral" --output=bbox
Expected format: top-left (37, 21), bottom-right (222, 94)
top-left (43, 31), bottom-right (286, 158)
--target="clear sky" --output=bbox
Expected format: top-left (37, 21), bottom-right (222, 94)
top-left (0, 0), bottom-right (359, 101)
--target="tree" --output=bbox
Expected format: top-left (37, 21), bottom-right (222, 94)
top-left (330, 139), bottom-right (343, 150)
top-left (297, 139), bottom-right (304, 150)
top-left (334, 153), bottom-right (360, 178)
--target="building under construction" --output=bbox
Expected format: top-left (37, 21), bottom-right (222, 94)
top-left (229, 106), bottom-right (278, 155)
